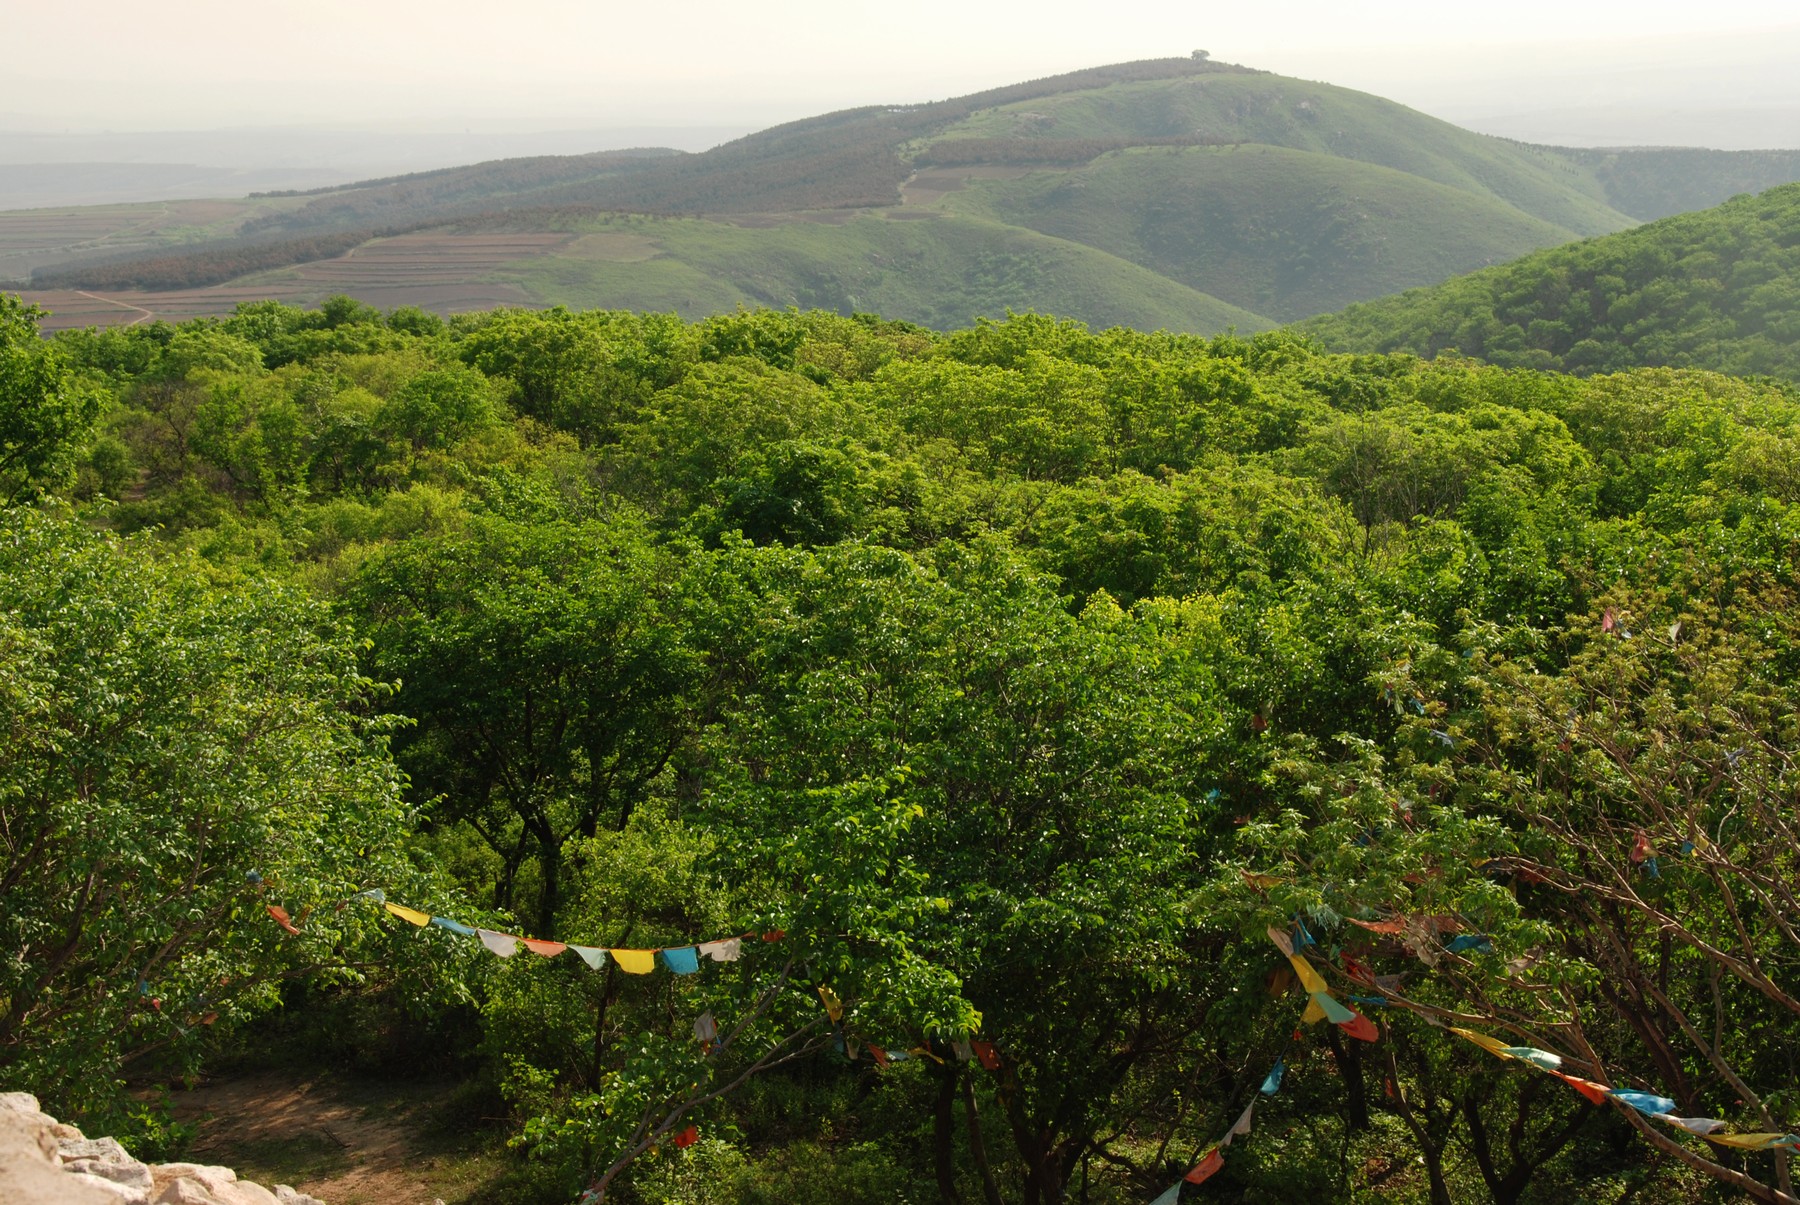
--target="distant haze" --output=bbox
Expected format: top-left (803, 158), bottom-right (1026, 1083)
top-left (2, 0), bottom-right (1797, 207)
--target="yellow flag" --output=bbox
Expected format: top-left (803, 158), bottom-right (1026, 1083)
top-left (385, 902), bottom-right (431, 927)
top-left (1301, 996), bottom-right (1327, 1024)
top-left (1708, 1132), bottom-right (1797, 1150)
top-left (819, 986), bottom-right (844, 1022)
top-left (612, 948), bottom-right (657, 975)
top-left (1287, 954), bottom-right (1328, 995)
top-left (1449, 1027), bottom-right (1515, 1061)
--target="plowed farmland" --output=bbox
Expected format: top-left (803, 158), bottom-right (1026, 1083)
top-left (18, 230), bottom-right (575, 331)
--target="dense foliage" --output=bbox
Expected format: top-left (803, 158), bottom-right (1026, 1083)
top-left (1303, 183), bottom-right (1800, 380)
top-left (5, 293), bottom-right (1800, 1204)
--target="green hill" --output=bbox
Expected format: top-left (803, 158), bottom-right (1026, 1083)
top-left (14, 58), bottom-right (1800, 336)
top-left (1297, 183), bottom-right (1800, 379)
top-left (926, 72), bottom-right (1633, 237)
top-left (940, 143), bottom-right (1578, 320)
top-left (496, 211), bottom-right (1270, 333)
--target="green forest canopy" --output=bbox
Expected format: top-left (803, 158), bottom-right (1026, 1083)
top-left (1302, 181), bottom-right (1800, 381)
top-left (4, 292), bottom-right (1800, 1204)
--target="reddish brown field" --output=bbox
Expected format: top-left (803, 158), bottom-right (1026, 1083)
top-left (18, 230), bottom-right (577, 331)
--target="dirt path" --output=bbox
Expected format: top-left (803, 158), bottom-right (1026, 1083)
top-left (168, 1071), bottom-right (503, 1205)
top-left (73, 290), bottom-right (156, 325)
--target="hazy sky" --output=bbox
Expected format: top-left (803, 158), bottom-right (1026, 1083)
top-left (5, 0), bottom-right (1799, 145)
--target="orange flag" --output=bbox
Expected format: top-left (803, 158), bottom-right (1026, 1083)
top-left (266, 905), bottom-right (301, 935)
top-left (1185, 1148), bottom-right (1225, 1184)
top-left (1548, 1071), bottom-right (1612, 1105)
top-left (520, 938), bottom-right (567, 957)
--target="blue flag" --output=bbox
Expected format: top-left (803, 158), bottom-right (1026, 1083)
top-left (1610, 1090), bottom-right (1677, 1116)
top-left (1260, 1058), bottom-right (1285, 1096)
top-left (661, 946), bottom-right (701, 975)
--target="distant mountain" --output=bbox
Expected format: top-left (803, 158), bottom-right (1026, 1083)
top-left (1298, 183), bottom-right (1800, 380)
top-left (12, 58), bottom-right (1800, 335)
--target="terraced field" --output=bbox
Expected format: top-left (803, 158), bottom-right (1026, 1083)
top-left (0, 197), bottom-right (292, 284)
top-left (20, 231), bottom-right (572, 331)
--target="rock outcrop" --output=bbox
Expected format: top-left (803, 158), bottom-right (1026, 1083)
top-left (0, 1093), bottom-right (326, 1205)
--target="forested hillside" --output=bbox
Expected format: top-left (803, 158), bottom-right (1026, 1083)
top-left (1302, 182), bottom-right (1800, 379)
top-left (5, 290), bottom-right (1800, 1204)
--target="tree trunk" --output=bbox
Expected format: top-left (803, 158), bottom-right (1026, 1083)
top-left (1325, 1023), bottom-right (1369, 1131)
top-left (963, 1075), bottom-right (1006, 1205)
top-left (933, 1062), bottom-right (967, 1205)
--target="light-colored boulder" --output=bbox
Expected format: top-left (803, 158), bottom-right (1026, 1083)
top-left (0, 1109), bottom-right (116, 1203)
top-left (220, 1180), bottom-right (280, 1205)
top-left (152, 1164), bottom-right (237, 1188)
top-left (69, 1170), bottom-right (151, 1203)
top-left (273, 1186), bottom-right (326, 1205)
top-left (0, 1092), bottom-right (43, 1115)
top-left (60, 1136), bottom-right (133, 1163)
top-left (154, 1177), bottom-right (223, 1205)
top-left (61, 1137), bottom-right (154, 1191)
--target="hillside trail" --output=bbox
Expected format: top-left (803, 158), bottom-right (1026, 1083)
top-left (168, 1070), bottom-right (497, 1205)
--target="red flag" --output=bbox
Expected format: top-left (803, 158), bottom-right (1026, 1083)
top-left (761, 930), bottom-right (786, 942)
top-left (521, 938), bottom-right (567, 957)
top-left (1630, 832), bottom-right (1653, 864)
top-left (1185, 1149), bottom-right (1225, 1184)
top-left (1339, 1012), bottom-right (1380, 1043)
top-left (672, 1125), bottom-right (699, 1149)
top-left (266, 905), bottom-right (301, 935)
top-left (1348, 917), bottom-right (1408, 935)
top-left (972, 1041), bottom-right (1002, 1071)
top-left (1602, 607), bottom-right (1618, 634)
top-left (869, 1046), bottom-right (891, 1069)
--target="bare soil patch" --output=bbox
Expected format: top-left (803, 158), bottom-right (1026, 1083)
top-left (168, 1071), bottom-right (508, 1205)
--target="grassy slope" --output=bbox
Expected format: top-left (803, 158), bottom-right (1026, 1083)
top-left (1296, 183), bottom-right (1800, 380)
top-left (497, 212), bottom-right (1274, 334)
top-left (940, 144), bottom-right (1579, 321)
top-left (929, 74), bottom-right (1636, 238)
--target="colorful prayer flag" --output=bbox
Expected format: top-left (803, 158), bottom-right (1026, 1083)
top-left (1449, 1028), bottom-right (1515, 1061)
top-left (819, 986), bottom-right (844, 1022)
top-left (972, 1041), bottom-right (1001, 1071)
top-left (672, 1125), bottom-right (699, 1149)
top-left (1221, 1101), bottom-right (1255, 1146)
top-left (1260, 1058), bottom-right (1284, 1096)
top-left (1185, 1148), bottom-right (1224, 1185)
top-left (1610, 1090), bottom-right (1677, 1116)
top-left (1659, 1116), bottom-right (1728, 1136)
top-left (1549, 1071), bottom-right (1612, 1105)
top-left (1706, 1132), bottom-right (1800, 1150)
top-left (1148, 1183), bottom-right (1182, 1205)
top-left (1339, 1012), bottom-right (1380, 1043)
top-left (694, 1012), bottom-right (718, 1044)
top-left (699, 938), bottom-right (742, 962)
top-left (570, 945), bottom-right (607, 970)
top-left (1348, 917), bottom-right (1409, 935)
top-left (1313, 992), bottom-right (1355, 1024)
top-left (266, 905), bottom-right (300, 935)
top-left (478, 929), bottom-right (521, 958)
top-left (612, 948), bottom-right (656, 975)
top-left (430, 916), bottom-right (475, 936)
top-left (385, 902), bottom-right (431, 927)
top-left (521, 938), bottom-right (567, 957)
top-left (1499, 1047), bottom-right (1562, 1072)
top-left (661, 946), bottom-right (701, 974)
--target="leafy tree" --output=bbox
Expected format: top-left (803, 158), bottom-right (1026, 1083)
top-left (0, 295), bottom-right (102, 505)
top-left (0, 509), bottom-right (419, 1127)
